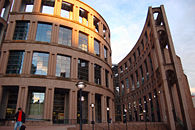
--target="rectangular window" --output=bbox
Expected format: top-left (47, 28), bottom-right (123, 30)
top-left (1, 8), bottom-right (5, 18)
top-left (121, 81), bottom-right (124, 96)
top-left (79, 32), bottom-right (88, 51)
top-left (125, 62), bottom-right (127, 69)
top-left (125, 78), bottom-right (129, 89)
top-left (27, 87), bottom-right (45, 117)
top-left (137, 47), bottom-right (140, 56)
top-left (6, 51), bottom-right (24, 74)
top-left (136, 70), bottom-right (139, 88)
top-left (20, 0), bottom-right (34, 12)
top-left (133, 52), bottom-right (136, 62)
top-left (131, 75), bottom-right (135, 90)
top-left (94, 39), bottom-right (100, 56)
top-left (104, 46), bottom-right (108, 61)
top-left (41, 0), bottom-right (55, 15)
top-left (140, 65), bottom-right (144, 84)
top-left (149, 54), bottom-right (153, 72)
top-left (105, 69), bottom-right (109, 88)
top-left (61, 1), bottom-right (73, 19)
top-left (79, 8), bottom-right (88, 26)
top-left (31, 52), bottom-right (49, 75)
top-left (141, 40), bottom-right (144, 50)
top-left (78, 59), bottom-right (88, 81)
top-left (56, 55), bottom-right (71, 78)
top-left (58, 26), bottom-right (72, 46)
top-left (13, 21), bottom-right (30, 40)
top-left (120, 66), bottom-right (123, 73)
top-left (36, 22), bottom-right (52, 43)
top-left (103, 25), bottom-right (107, 39)
top-left (93, 16), bottom-right (99, 32)
top-left (129, 58), bottom-right (132, 66)
top-left (94, 64), bottom-right (101, 85)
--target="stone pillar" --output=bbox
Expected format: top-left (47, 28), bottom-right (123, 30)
top-left (88, 36), bottom-right (94, 54)
top-left (44, 87), bottom-right (54, 121)
top-left (52, 24), bottom-right (59, 44)
top-left (33, 0), bottom-right (42, 13)
top-left (69, 90), bottom-right (77, 123)
top-left (22, 51), bottom-right (32, 74)
top-left (71, 57), bottom-right (77, 79)
top-left (54, 0), bottom-right (62, 16)
top-left (73, 5), bottom-right (79, 21)
top-left (101, 96), bottom-right (106, 123)
top-left (0, 51), bottom-right (8, 74)
top-left (48, 53), bottom-right (56, 76)
top-left (72, 29), bottom-right (78, 48)
top-left (16, 86), bottom-right (28, 112)
top-left (5, 21), bottom-right (15, 40)
top-left (0, 85), bottom-right (3, 105)
top-left (99, 22), bottom-right (103, 36)
top-left (28, 21), bottom-right (37, 41)
top-left (101, 68), bottom-right (105, 87)
top-left (12, 0), bottom-right (22, 12)
top-left (88, 62), bottom-right (93, 83)
top-left (88, 13), bottom-right (93, 28)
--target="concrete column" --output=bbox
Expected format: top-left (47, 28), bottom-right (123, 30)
top-left (99, 22), bottom-right (103, 36)
top-left (101, 68), bottom-right (105, 87)
top-left (54, 0), bottom-right (62, 16)
top-left (33, 0), bottom-right (41, 13)
top-left (101, 96), bottom-right (106, 123)
top-left (88, 62), bottom-right (93, 83)
top-left (88, 92), bottom-right (93, 122)
top-left (28, 21), bottom-right (37, 41)
top-left (44, 87), bottom-right (54, 121)
top-left (0, 0), bottom-right (5, 14)
top-left (88, 13), bottom-right (93, 28)
top-left (73, 5), bottom-right (79, 21)
top-left (72, 29), bottom-right (78, 48)
top-left (48, 53), bottom-right (55, 76)
top-left (25, 51), bottom-right (33, 74)
top-left (12, 0), bottom-right (22, 12)
top-left (0, 51), bottom-right (8, 74)
top-left (16, 86), bottom-right (28, 113)
top-left (5, 21), bottom-right (15, 40)
top-left (88, 36), bottom-right (94, 54)
top-left (69, 90), bottom-right (77, 122)
top-left (71, 57), bottom-right (77, 79)
top-left (51, 24), bottom-right (58, 44)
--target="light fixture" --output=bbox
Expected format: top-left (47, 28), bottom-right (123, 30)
top-left (76, 81), bottom-right (86, 89)
top-left (107, 107), bottom-right (110, 111)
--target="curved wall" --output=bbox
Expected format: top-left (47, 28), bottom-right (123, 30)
top-left (0, 0), bottom-right (114, 124)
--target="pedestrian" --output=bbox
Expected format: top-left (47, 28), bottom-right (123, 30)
top-left (14, 107), bottom-right (25, 130)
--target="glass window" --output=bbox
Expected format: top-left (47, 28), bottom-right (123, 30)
top-left (61, 1), bottom-right (73, 19)
top-left (36, 22), bottom-right (52, 43)
top-left (58, 26), bottom-right (72, 46)
top-left (93, 16), bottom-right (99, 32)
top-left (56, 55), bottom-right (71, 78)
top-left (104, 46), bottom-right (108, 61)
top-left (79, 32), bottom-right (88, 51)
top-left (31, 52), bottom-right (49, 75)
top-left (121, 81), bottom-right (124, 96)
top-left (125, 78), bottom-right (129, 89)
top-left (20, 0), bottom-right (34, 12)
top-left (6, 51), bottom-right (24, 74)
top-left (133, 52), bottom-right (136, 61)
top-left (94, 39), bottom-right (100, 56)
top-left (41, 0), bottom-right (55, 15)
top-left (94, 64), bottom-right (101, 85)
top-left (105, 69), bottom-right (109, 87)
top-left (131, 75), bottom-right (135, 90)
top-left (13, 21), bottom-right (30, 40)
top-left (78, 59), bottom-right (88, 81)
top-left (79, 8), bottom-right (88, 25)
top-left (27, 87), bottom-right (45, 117)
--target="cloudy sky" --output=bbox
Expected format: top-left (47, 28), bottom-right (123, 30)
top-left (81, 0), bottom-right (195, 94)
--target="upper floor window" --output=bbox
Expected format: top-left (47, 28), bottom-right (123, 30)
top-left (133, 52), bottom-right (136, 62)
top-left (121, 81), bottom-right (124, 96)
top-left (61, 1), bottom-right (73, 19)
top-left (78, 59), bottom-right (88, 81)
top-left (31, 52), bottom-right (49, 75)
top-left (41, 0), bottom-right (55, 15)
top-left (104, 46), bottom-right (108, 61)
top-left (140, 65), bottom-right (144, 84)
top-left (93, 16), bottom-right (99, 32)
top-left (58, 26), bottom-right (72, 46)
top-left (79, 32), bottom-right (88, 51)
top-left (129, 58), bottom-right (132, 66)
top-left (20, 0), bottom-right (34, 12)
top-left (103, 25), bottom-right (107, 39)
top-left (79, 8), bottom-right (88, 26)
top-left (94, 64), bottom-right (101, 85)
top-left (125, 62), bottom-right (127, 69)
top-left (125, 78), bottom-right (129, 89)
top-left (137, 47), bottom-right (140, 56)
top-left (13, 21), bottom-right (30, 40)
top-left (141, 40), bottom-right (144, 50)
top-left (105, 69), bottom-right (109, 88)
top-left (94, 39), bottom-right (100, 56)
top-left (1, 0), bottom-right (11, 20)
top-left (131, 75), bottom-right (135, 90)
top-left (120, 66), bottom-right (123, 73)
top-left (36, 22), bottom-right (52, 43)
top-left (1, 8), bottom-right (5, 18)
top-left (6, 51), bottom-right (24, 74)
top-left (148, 54), bottom-right (153, 72)
top-left (56, 55), bottom-right (71, 78)
top-left (145, 32), bottom-right (148, 43)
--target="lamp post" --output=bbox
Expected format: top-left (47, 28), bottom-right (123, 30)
top-left (124, 108), bottom-right (128, 130)
top-left (90, 103), bottom-right (95, 130)
top-left (107, 107), bottom-right (110, 130)
top-left (76, 81), bottom-right (86, 130)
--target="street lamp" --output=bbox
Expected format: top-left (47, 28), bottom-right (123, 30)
top-left (76, 81), bottom-right (86, 130)
top-left (124, 108), bottom-right (128, 130)
top-left (107, 107), bottom-right (110, 130)
top-left (90, 103), bottom-right (95, 130)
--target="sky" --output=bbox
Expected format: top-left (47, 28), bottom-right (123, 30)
top-left (81, 0), bottom-right (195, 94)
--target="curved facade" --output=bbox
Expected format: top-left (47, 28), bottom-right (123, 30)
top-left (118, 6), bottom-right (195, 130)
top-left (0, 0), bottom-right (114, 125)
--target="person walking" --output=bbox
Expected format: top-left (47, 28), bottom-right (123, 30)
top-left (14, 107), bottom-right (25, 130)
